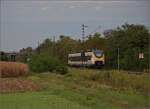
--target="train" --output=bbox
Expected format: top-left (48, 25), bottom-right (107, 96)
top-left (68, 50), bottom-right (104, 68)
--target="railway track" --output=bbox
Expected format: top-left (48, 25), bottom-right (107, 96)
top-left (69, 66), bottom-right (149, 75)
top-left (92, 68), bottom-right (149, 75)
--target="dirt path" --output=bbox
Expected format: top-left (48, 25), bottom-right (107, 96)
top-left (0, 78), bottom-right (42, 93)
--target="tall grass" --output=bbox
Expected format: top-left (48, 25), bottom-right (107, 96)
top-left (70, 68), bottom-right (150, 95)
top-left (0, 61), bottom-right (29, 77)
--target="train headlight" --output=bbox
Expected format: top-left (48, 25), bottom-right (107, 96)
top-left (91, 58), bottom-right (95, 64)
top-left (102, 60), bottom-right (105, 64)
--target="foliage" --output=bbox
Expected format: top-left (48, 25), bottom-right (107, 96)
top-left (36, 39), bottom-right (54, 55)
top-left (17, 23), bottom-right (149, 71)
top-left (56, 36), bottom-right (80, 62)
top-left (69, 68), bottom-right (150, 95)
top-left (84, 32), bottom-right (105, 50)
top-left (55, 65), bottom-right (68, 75)
top-left (103, 23), bottom-right (149, 71)
top-left (0, 52), bottom-right (8, 61)
top-left (18, 46), bottom-right (36, 63)
top-left (28, 52), bottom-right (68, 74)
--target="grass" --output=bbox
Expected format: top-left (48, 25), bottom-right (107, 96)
top-left (69, 68), bottom-right (150, 95)
top-left (1, 92), bottom-right (84, 109)
top-left (1, 67), bottom-right (150, 109)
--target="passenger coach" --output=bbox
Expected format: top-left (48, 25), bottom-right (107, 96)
top-left (68, 50), bottom-right (104, 68)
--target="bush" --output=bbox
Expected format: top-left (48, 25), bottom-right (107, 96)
top-left (0, 61), bottom-right (29, 77)
top-left (28, 52), bottom-right (68, 74)
top-left (55, 65), bottom-right (68, 75)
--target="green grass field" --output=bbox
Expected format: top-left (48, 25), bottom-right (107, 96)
top-left (1, 68), bottom-right (150, 109)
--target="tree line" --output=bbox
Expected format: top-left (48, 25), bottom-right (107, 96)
top-left (1, 23), bottom-right (149, 71)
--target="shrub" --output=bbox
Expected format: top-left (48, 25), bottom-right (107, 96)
top-left (0, 61), bottom-right (29, 77)
top-left (28, 52), bottom-right (68, 74)
top-left (55, 65), bottom-right (68, 75)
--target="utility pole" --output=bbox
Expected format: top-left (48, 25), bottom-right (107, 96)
top-left (53, 36), bottom-right (55, 56)
top-left (81, 24), bottom-right (88, 68)
top-left (53, 36), bottom-right (55, 43)
top-left (82, 24), bottom-right (85, 43)
top-left (81, 24), bottom-right (88, 49)
top-left (38, 41), bottom-right (40, 54)
top-left (118, 48), bottom-right (120, 71)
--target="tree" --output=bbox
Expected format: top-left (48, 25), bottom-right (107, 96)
top-left (0, 52), bottom-right (8, 61)
top-left (19, 46), bottom-right (34, 62)
top-left (36, 38), bottom-right (55, 55)
top-left (57, 36), bottom-right (79, 62)
top-left (103, 23), bottom-right (149, 71)
top-left (84, 32), bottom-right (105, 50)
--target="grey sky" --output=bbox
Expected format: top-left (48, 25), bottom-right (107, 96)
top-left (1, 1), bottom-right (150, 52)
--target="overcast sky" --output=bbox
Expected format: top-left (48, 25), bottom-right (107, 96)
top-left (1, 1), bottom-right (150, 52)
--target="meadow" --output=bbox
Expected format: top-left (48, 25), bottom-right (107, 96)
top-left (1, 67), bottom-right (150, 109)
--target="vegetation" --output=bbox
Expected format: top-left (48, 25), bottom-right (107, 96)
top-left (1, 68), bottom-right (149, 109)
top-left (18, 47), bottom-right (36, 63)
top-left (69, 68), bottom-right (150, 96)
top-left (103, 24), bottom-right (149, 71)
top-left (28, 52), bottom-right (68, 74)
top-left (0, 52), bottom-right (8, 61)
top-left (0, 62), bottom-right (29, 77)
top-left (35, 23), bottom-right (149, 71)
top-left (1, 92), bottom-right (84, 109)
top-left (0, 23), bottom-right (149, 71)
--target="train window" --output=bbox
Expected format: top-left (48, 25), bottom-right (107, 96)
top-left (81, 56), bottom-right (91, 61)
top-left (94, 51), bottom-right (103, 58)
top-left (69, 56), bottom-right (91, 61)
top-left (87, 56), bottom-right (91, 60)
top-left (69, 56), bottom-right (81, 61)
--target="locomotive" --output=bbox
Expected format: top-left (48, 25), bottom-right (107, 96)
top-left (68, 50), bottom-right (104, 68)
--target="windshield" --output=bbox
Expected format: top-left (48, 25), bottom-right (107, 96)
top-left (94, 51), bottom-right (103, 58)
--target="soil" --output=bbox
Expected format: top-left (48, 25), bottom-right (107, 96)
top-left (0, 78), bottom-right (42, 93)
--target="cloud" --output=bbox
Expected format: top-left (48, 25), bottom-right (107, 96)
top-left (69, 6), bottom-right (76, 9)
top-left (40, 7), bottom-right (48, 11)
top-left (68, 5), bottom-right (88, 9)
top-left (44, 1), bottom-right (135, 4)
top-left (94, 6), bottom-right (102, 11)
top-left (68, 4), bottom-right (103, 11)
